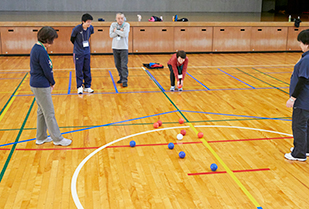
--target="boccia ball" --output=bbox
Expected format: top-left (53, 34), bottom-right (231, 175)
top-left (210, 163), bottom-right (218, 171)
top-left (180, 129), bottom-right (186, 136)
top-left (198, 132), bottom-right (203, 138)
top-left (157, 120), bottom-right (162, 126)
top-left (179, 118), bottom-right (185, 124)
top-left (168, 142), bottom-right (174, 149)
top-left (177, 133), bottom-right (183, 140)
top-left (179, 151), bottom-right (186, 158)
top-left (130, 140), bottom-right (136, 147)
top-left (153, 122), bottom-right (159, 128)
top-left (177, 84), bottom-right (182, 89)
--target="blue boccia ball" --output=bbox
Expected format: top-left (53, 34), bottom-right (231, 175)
top-left (130, 140), bottom-right (136, 147)
top-left (179, 151), bottom-right (186, 158)
top-left (210, 163), bottom-right (218, 171)
top-left (168, 142), bottom-right (174, 149)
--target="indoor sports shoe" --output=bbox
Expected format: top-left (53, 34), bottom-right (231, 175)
top-left (178, 88), bottom-right (183, 91)
top-left (117, 80), bottom-right (122, 84)
top-left (123, 82), bottom-right (128, 87)
top-left (290, 147), bottom-right (309, 157)
top-left (77, 86), bottom-right (83, 94)
top-left (284, 153), bottom-right (306, 161)
top-left (84, 88), bottom-right (94, 93)
top-left (36, 136), bottom-right (52, 145)
top-left (170, 86), bottom-right (175, 91)
top-left (53, 138), bottom-right (72, 146)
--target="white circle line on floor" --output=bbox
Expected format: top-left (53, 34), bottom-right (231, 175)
top-left (71, 125), bottom-right (292, 209)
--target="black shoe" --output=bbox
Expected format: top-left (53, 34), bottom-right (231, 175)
top-left (117, 80), bottom-right (122, 84)
top-left (123, 82), bottom-right (128, 87)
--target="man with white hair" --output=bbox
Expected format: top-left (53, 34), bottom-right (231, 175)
top-left (109, 13), bottom-right (130, 87)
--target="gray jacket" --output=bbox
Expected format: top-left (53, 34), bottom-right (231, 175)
top-left (109, 22), bottom-right (130, 50)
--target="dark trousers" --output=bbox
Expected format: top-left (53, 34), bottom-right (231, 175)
top-left (113, 49), bottom-right (128, 83)
top-left (74, 53), bottom-right (92, 88)
top-left (291, 107), bottom-right (309, 158)
top-left (168, 64), bottom-right (176, 86)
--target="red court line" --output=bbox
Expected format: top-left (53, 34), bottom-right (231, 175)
top-left (188, 168), bottom-right (270, 176)
top-left (13, 142), bottom-right (202, 151)
top-left (207, 136), bottom-right (292, 143)
top-left (1, 136), bottom-right (292, 151)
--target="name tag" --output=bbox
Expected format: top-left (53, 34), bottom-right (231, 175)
top-left (117, 36), bottom-right (121, 41)
top-left (178, 75), bottom-right (183, 79)
top-left (83, 41), bottom-right (89, 47)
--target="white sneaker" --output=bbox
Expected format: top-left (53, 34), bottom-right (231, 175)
top-left (84, 87), bottom-right (94, 93)
top-left (290, 147), bottom-right (309, 157)
top-left (178, 88), bottom-right (183, 91)
top-left (284, 153), bottom-right (306, 161)
top-left (53, 138), bottom-right (72, 146)
top-left (170, 86), bottom-right (175, 91)
top-left (77, 86), bottom-right (83, 94)
top-left (36, 136), bottom-right (52, 145)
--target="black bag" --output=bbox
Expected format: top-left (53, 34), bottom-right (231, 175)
top-left (294, 19), bottom-right (302, 28)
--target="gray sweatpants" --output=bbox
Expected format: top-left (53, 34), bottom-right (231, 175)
top-left (113, 49), bottom-right (128, 83)
top-left (31, 87), bottom-right (64, 143)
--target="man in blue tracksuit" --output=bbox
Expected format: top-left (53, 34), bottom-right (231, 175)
top-left (71, 13), bottom-right (94, 94)
top-left (285, 29), bottom-right (309, 161)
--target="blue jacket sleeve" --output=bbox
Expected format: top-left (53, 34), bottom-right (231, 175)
top-left (71, 26), bottom-right (78, 44)
top-left (39, 52), bottom-right (55, 86)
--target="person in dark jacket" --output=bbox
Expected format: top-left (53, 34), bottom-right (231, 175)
top-left (285, 29), bottom-right (309, 161)
top-left (71, 13), bottom-right (94, 94)
top-left (30, 26), bottom-right (72, 146)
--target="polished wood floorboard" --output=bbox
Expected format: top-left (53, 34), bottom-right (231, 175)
top-left (0, 52), bottom-right (308, 209)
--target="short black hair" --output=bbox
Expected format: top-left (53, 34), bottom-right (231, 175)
top-left (37, 26), bottom-right (58, 44)
top-left (82, 13), bottom-right (93, 22)
top-left (297, 30), bottom-right (309, 45)
top-left (176, 50), bottom-right (186, 59)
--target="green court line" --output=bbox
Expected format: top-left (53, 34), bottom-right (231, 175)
top-left (0, 98), bottom-right (35, 182)
top-left (0, 73), bottom-right (28, 116)
top-left (0, 117), bottom-right (292, 132)
top-left (235, 68), bottom-right (289, 94)
top-left (251, 68), bottom-right (289, 85)
top-left (143, 69), bottom-right (189, 122)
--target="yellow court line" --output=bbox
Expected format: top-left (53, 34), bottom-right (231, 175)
top-left (0, 75), bottom-right (29, 123)
top-left (187, 123), bottom-right (262, 208)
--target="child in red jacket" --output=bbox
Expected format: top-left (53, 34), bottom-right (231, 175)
top-left (167, 50), bottom-right (188, 91)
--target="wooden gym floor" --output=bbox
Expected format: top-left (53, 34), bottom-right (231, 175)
top-left (0, 52), bottom-right (308, 209)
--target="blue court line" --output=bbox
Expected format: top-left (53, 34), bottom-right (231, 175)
top-left (13, 86), bottom-right (290, 97)
top-left (0, 110), bottom-right (179, 147)
top-left (184, 86), bottom-right (289, 92)
top-left (0, 109), bottom-right (292, 148)
top-left (145, 70), bottom-right (165, 92)
top-left (109, 71), bottom-right (118, 93)
top-left (67, 71), bottom-right (72, 94)
top-left (181, 110), bottom-right (291, 121)
top-left (187, 73), bottom-right (210, 90)
top-left (217, 68), bottom-right (256, 89)
top-left (0, 78), bottom-right (24, 80)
